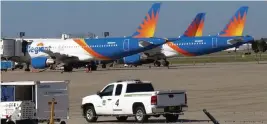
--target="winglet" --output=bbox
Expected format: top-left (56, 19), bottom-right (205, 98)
top-left (182, 13), bottom-right (206, 37)
top-left (132, 2), bottom-right (162, 38)
top-left (218, 6), bottom-right (249, 36)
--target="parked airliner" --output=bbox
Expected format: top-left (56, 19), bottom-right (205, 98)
top-left (121, 6), bottom-right (254, 67)
top-left (26, 3), bottom-right (165, 72)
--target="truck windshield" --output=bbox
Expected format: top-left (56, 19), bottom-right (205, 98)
top-left (126, 83), bottom-right (154, 93)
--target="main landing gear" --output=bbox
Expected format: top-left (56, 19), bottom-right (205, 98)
top-left (24, 63), bottom-right (31, 72)
top-left (64, 65), bottom-right (73, 72)
top-left (153, 59), bottom-right (170, 67)
top-left (85, 61), bottom-right (98, 72)
top-left (102, 63), bottom-right (106, 68)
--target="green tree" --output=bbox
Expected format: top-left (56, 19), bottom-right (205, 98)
top-left (251, 40), bottom-right (259, 53)
top-left (251, 38), bottom-right (267, 63)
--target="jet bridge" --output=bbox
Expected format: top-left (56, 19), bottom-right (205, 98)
top-left (0, 38), bottom-right (32, 63)
top-left (0, 38), bottom-right (30, 59)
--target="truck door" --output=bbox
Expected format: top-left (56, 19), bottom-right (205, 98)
top-left (112, 84), bottom-right (123, 114)
top-left (97, 84), bottom-right (115, 115)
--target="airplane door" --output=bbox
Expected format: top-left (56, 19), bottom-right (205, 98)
top-left (22, 40), bottom-right (29, 56)
top-left (212, 38), bottom-right (217, 48)
top-left (123, 39), bottom-right (129, 51)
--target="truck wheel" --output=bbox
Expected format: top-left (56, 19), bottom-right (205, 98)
top-left (60, 121), bottom-right (66, 124)
top-left (1, 119), bottom-right (7, 124)
top-left (134, 106), bottom-right (148, 123)
top-left (116, 116), bottom-right (128, 122)
top-left (84, 106), bottom-right (98, 122)
top-left (165, 114), bottom-right (179, 122)
top-left (6, 121), bottom-right (15, 124)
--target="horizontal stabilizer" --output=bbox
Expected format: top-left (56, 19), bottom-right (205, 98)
top-left (227, 37), bottom-right (243, 45)
top-left (139, 40), bottom-right (153, 47)
top-left (165, 38), bottom-right (181, 42)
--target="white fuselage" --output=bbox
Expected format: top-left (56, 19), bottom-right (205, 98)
top-left (161, 44), bottom-right (178, 58)
top-left (160, 40), bottom-right (209, 58)
top-left (28, 39), bottom-right (94, 62)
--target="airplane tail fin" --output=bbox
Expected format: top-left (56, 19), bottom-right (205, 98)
top-left (182, 13), bottom-right (206, 37)
top-left (131, 2), bottom-right (161, 38)
top-left (218, 6), bottom-right (249, 36)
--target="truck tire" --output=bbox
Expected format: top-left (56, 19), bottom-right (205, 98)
top-left (165, 114), bottom-right (179, 122)
top-left (116, 116), bottom-right (128, 122)
top-left (134, 106), bottom-right (148, 123)
top-left (1, 119), bottom-right (6, 124)
top-left (84, 105), bottom-right (98, 122)
top-left (6, 121), bottom-right (15, 124)
top-left (60, 121), bottom-right (66, 124)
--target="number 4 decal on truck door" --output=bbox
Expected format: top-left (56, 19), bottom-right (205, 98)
top-left (115, 99), bottom-right (119, 106)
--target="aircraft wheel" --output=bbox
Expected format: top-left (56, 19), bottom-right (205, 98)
top-left (19, 65), bottom-right (24, 69)
top-left (102, 64), bottom-right (106, 68)
top-left (91, 65), bottom-right (97, 71)
top-left (154, 61), bottom-right (161, 67)
top-left (64, 65), bottom-right (73, 72)
top-left (162, 60), bottom-right (169, 67)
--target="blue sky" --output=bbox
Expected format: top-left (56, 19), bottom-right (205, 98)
top-left (1, 1), bottom-right (266, 39)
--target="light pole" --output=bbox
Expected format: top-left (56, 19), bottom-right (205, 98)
top-left (104, 32), bottom-right (109, 38)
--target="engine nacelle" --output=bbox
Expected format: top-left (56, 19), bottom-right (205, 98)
top-left (31, 57), bottom-right (55, 69)
top-left (123, 54), bottom-right (141, 64)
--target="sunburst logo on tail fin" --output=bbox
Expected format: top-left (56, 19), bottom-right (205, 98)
top-left (221, 12), bottom-right (247, 36)
top-left (134, 9), bottom-right (159, 38)
top-left (183, 13), bottom-right (205, 37)
top-left (195, 19), bottom-right (204, 36)
top-left (184, 18), bottom-right (200, 37)
top-left (219, 6), bottom-right (248, 36)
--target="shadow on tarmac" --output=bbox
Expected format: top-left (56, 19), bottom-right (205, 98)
top-left (96, 119), bottom-right (211, 123)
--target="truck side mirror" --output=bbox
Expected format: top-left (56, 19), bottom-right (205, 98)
top-left (96, 91), bottom-right (101, 96)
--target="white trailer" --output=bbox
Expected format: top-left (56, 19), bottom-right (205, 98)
top-left (0, 80), bottom-right (69, 124)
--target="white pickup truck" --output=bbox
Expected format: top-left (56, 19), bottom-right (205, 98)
top-left (81, 79), bottom-right (188, 123)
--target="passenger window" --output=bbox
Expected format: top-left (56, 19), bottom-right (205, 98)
top-left (115, 84), bottom-right (123, 96)
top-left (101, 85), bottom-right (114, 96)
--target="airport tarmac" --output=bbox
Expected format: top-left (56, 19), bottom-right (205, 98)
top-left (1, 61), bottom-right (267, 124)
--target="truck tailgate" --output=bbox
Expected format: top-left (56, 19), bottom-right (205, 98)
top-left (156, 90), bottom-right (186, 106)
top-left (36, 81), bottom-right (69, 120)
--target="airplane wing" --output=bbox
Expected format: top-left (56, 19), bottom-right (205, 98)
top-left (42, 49), bottom-right (80, 64)
top-left (138, 38), bottom-right (176, 47)
top-left (138, 38), bottom-right (177, 58)
top-left (137, 40), bottom-right (162, 57)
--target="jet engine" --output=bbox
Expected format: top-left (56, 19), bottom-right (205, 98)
top-left (123, 53), bottom-right (154, 65)
top-left (31, 57), bottom-right (55, 69)
top-left (123, 54), bottom-right (141, 64)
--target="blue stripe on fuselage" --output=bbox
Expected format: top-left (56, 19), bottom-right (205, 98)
top-left (83, 37), bottom-right (165, 59)
top-left (177, 36), bottom-right (253, 56)
top-left (161, 36), bottom-right (253, 56)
